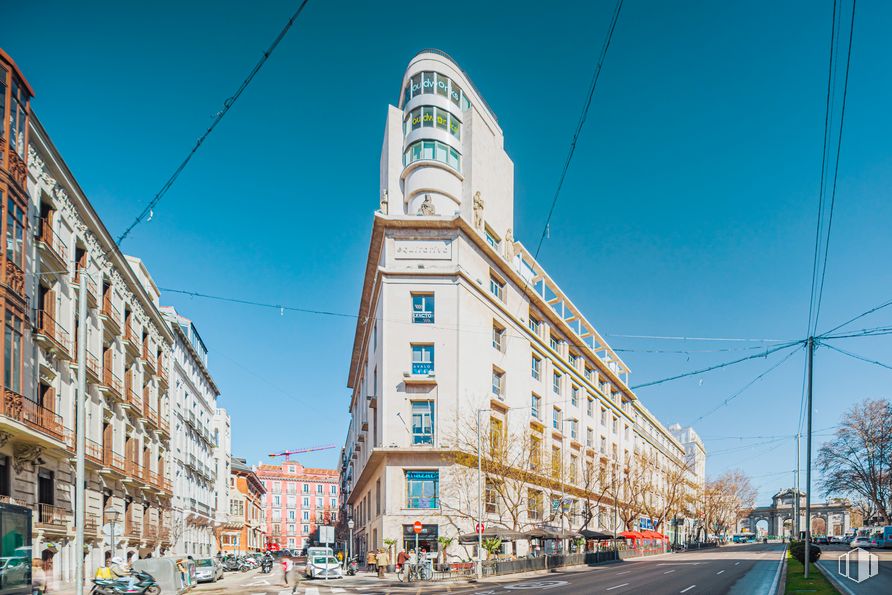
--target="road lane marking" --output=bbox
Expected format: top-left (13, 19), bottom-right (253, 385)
top-left (616, 571), bottom-right (631, 575)
top-left (606, 584), bottom-right (629, 591)
top-left (664, 570), bottom-right (675, 574)
top-left (680, 586), bottom-right (696, 593)
top-left (735, 562), bottom-right (740, 565)
top-left (716, 570), bottom-right (725, 575)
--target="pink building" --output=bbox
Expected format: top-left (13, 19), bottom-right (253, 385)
top-left (255, 461), bottom-right (339, 551)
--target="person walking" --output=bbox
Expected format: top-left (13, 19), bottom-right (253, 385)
top-left (281, 556), bottom-right (293, 588)
top-left (396, 549), bottom-right (408, 571)
top-left (366, 549), bottom-right (376, 573)
top-left (376, 548), bottom-right (390, 578)
top-left (31, 559), bottom-right (47, 595)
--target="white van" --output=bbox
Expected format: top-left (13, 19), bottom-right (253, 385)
top-left (306, 546), bottom-right (334, 558)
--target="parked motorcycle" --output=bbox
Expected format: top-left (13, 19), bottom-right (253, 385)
top-left (346, 557), bottom-right (359, 576)
top-left (91, 570), bottom-right (161, 595)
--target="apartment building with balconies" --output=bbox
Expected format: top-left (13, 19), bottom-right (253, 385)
top-left (161, 306), bottom-right (222, 556)
top-left (216, 456), bottom-right (266, 555)
top-left (0, 48), bottom-right (175, 587)
top-left (341, 50), bottom-right (706, 561)
top-left (256, 461), bottom-right (339, 552)
top-left (212, 407), bottom-right (232, 531)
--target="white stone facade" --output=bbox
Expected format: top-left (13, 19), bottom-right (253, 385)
top-left (20, 115), bottom-right (174, 587)
top-left (341, 50), bottom-right (707, 562)
top-left (161, 306), bottom-right (221, 556)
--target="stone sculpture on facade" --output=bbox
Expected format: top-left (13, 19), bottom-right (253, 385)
top-left (418, 194), bottom-right (437, 216)
top-left (380, 189), bottom-right (388, 213)
top-left (473, 191), bottom-right (484, 229)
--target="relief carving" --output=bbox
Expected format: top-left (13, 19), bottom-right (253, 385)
top-left (418, 194), bottom-right (437, 216)
top-left (473, 191), bottom-right (485, 230)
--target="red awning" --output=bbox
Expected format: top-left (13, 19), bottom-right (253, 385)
top-left (641, 530), bottom-right (668, 540)
top-left (619, 531), bottom-right (645, 539)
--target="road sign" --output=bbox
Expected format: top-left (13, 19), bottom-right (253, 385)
top-left (319, 525), bottom-right (335, 544)
top-left (413, 521), bottom-right (423, 534)
top-left (476, 523), bottom-right (485, 534)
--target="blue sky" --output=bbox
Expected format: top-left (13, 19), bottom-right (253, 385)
top-left (4, 0), bottom-right (891, 503)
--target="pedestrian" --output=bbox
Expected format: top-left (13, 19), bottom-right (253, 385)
top-left (32, 558), bottom-right (47, 595)
top-left (396, 549), bottom-right (408, 571)
top-left (377, 548), bottom-right (390, 577)
top-left (366, 549), bottom-right (376, 573)
top-left (281, 555), bottom-right (293, 587)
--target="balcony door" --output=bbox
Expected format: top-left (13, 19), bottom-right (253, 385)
top-left (38, 383), bottom-right (54, 414)
top-left (103, 422), bottom-right (113, 453)
top-left (37, 469), bottom-right (54, 506)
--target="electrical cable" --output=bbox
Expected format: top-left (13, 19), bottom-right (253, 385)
top-left (820, 342), bottom-right (892, 371)
top-left (689, 347), bottom-right (801, 425)
top-left (115, 0), bottom-right (313, 246)
top-left (629, 340), bottom-right (804, 391)
top-left (533, 0), bottom-right (624, 258)
top-left (819, 297), bottom-right (892, 337)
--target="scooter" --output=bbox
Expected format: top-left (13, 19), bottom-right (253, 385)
top-left (261, 558), bottom-right (273, 573)
top-left (346, 557), bottom-right (359, 576)
top-left (91, 570), bottom-right (161, 595)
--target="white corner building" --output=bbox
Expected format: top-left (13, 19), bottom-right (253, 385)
top-left (341, 50), bottom-right (706, 560)
top-left (161, 306), bottom-right (222, 556)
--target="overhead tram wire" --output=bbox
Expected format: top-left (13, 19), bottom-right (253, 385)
top-left (820, 342), bottom-right (892, 371)
top-left (629, 340), bottom-right (805, 391)
top-left (114, 0), bottom-right (313, 247)
top-left (818, 296), bottom-right (892, 338)
top-left (533, 0), bottom-right (624, 258)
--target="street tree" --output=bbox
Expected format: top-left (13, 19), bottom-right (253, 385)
top-left (695, 469), bottom-right (757, 539)
top-left (817, 398), bottom-right (892, 524)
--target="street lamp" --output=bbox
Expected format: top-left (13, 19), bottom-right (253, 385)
top-left (347, 519), bottom-right (355, 564)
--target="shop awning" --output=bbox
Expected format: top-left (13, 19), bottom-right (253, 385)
top-left (524, 528), bottom-right (578, 540)
top-left (619, 530), bottom-right (645, 540)
top-left (579, 529), bottom-right (615, 540)
top-left (641, 530), bottom-right (669, 540)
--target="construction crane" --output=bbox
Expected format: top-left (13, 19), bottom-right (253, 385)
top-left (268, 444), bottom-right (337, 462)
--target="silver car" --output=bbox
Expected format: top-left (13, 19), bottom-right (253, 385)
top-left (194, 558), bottom-right (224, 583)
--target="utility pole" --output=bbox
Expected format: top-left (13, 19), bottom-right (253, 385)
top-left (74, 260), bottom-right (88, 595)
top-left (476, 409), bottom-right (483, 580)
top-left (804, 336), bottom-right (814, 578)
top-left (794, 433), bottom-right (800, 539)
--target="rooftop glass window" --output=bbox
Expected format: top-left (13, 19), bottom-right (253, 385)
top-left (404, 71), bottom-right (471, 111)
top-left (403, 140), bottom-right (461, 172)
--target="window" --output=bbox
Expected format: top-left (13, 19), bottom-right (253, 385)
top-left (569, 419), bottom-right (578, 440)
top-left (4, 311), bottom-right (22, 393)
top-left (303, 524), bottom-right (309, 534)
top-left (569, 454), bottom-right (578, 483)
top-left (403, 139), bottom-right (462, 171)
top-left (411, 401), bottom-right (434, 445)
top-left (569, 354), bottom-right (578, 368)
top-left (584, 367), bottom-right (593, 381)
top-left (317, 484), bottom-right (323, 494)
top-left (600, 408), bottom-right (607, 425)
top-left (403, 71), bottom-right (471, 110)
top-left (302, 497), bottom-right (309, 508)
top-left (624, 425), bottom-right (630, 440)
top-left (287, 510), bottom-right (296, 521)
top-left (528, 317), bottom-right (540, 335)
top-left (612, 417), bottom-right (618, 434)
top-left (406, 470), bottom-right (439, 509)
top-left (586, 428), bottom-right (594, 447)
top-left (552, 371), bottom-right (562, 395)
top-left (492, 324), bottom-right (505, 352)
top-left (491, 368), bottom-right (504, 398)
top-left (411, 344), bottom-right (434, 374)
top-left (571, 386), bottom-right (579, 407)
top-left (530, 435), bottom-right (542, 470)
top-left (528, 489), bottom-right (543, 520)
top-left (330, 497), bottom-right (336, 508)
top-left (489, 274), bottom-right (505, 301)
top-left (485, 228), bottom-right (500, 251)
top-left (7, 75), bottom-right (27, 158)
top-left (586, 397), bottom-right (594, 417)
top-left (551, 447), bottom-right (562, 478)
top-left (272, 495), bottom-right (281, 507)
top-left (552, 407), bottom-right (562, 430)
top-left (549, 335), bottom-right (560, 352)
top-left (600, 437), bottom-right (607, 454)
top-left (485, 479), bottom-right (500, 513)
top-left (302, 511), bottom-right (309, 521)
top-left (303, 484), bottom-right (309, 493)
top-left (5, 198), bottom-right (24, 269)
top-left (531, 356), bottom-right (541, 380)
top-left (412, 293), bottom-right (434, 323)
top-left (531, 394), bottom-right (541, 419)
top-left (316, 497), bottom-right (322, 508)
top-left (330, 485), bottom-right (337, 495)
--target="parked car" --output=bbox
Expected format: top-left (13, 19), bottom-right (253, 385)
top-left (814, 536), bottom-right (829, 545)
top-left (851, 535), bottom-right (873, 549)
top-left (305, 555), bottom-right (343, 579)
top-left (193, 558), bottom-right (223, 583)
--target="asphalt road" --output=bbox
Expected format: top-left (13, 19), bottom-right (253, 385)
top-left (193, 543), bottom-right (785, 595)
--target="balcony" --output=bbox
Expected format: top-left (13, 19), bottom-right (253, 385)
top-left (34, 310), bottom-right (72, 360)
top-left (143, 523), bottom-right (159, 540)
top-left (158, 414), bottom-right (170, 436)
top-left (123, 322), bottom-right (140, 357)
top-left (86, 438), bottom-right (103, 465)
top-left (100, 294), bottom-right (122, 339)
top-left (73, 267), bottom-right (98, 307)
top-left (100, 368), bottom-right (124, 401)
top-left (101, 446), bottom-right (126, 476)
top-left (35, 503), bottom-right (71, 536)
top-left (141, 344), bottom-right (156, 374)
top-left (36, 218), bottom-right (67, 271)
top-left (0, 389), bottom-right (66, 445)
top-left (4, 259), bottom-right (24, 295)
top-left (125, 459), bottom-right (146, 484)
top-left (84, 352), bottom-right (101, 385)
top-left (143, 401), bottom-right (159, 429)
top-left (157, 360), bottom-right (168, 389)
top-left (123, 520), bottom-right (141, 539)
top-left (185, 410), bottom-right (198, 429)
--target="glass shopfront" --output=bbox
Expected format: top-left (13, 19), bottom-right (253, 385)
top-left (402, 523), bottom-right (439, 555)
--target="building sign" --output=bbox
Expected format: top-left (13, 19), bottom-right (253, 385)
top-left (395, 240), bottom-right (452, 260)
top-left (412, 294), bottom-right (434, 323)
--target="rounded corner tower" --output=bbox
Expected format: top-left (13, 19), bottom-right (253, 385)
top-left (378, 49), bottom-right (513, 240)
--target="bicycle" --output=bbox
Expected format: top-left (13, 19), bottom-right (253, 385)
top-left (396, 561), bottom-right (432, 582)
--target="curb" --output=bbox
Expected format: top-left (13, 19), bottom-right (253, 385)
top-left (773, 546), bottom-right (788, 595)
top-left (815, 561), bottom-right (856, 595)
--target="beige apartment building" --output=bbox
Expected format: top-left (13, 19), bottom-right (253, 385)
top-left (341, 50), bottom-right (706, 561)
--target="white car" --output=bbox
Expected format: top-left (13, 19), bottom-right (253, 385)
top-left (193, 558), bottom-right (224, 583)
top-left (850, 536), bottom-right (873, 549)
top-left (305, 555), bottom-right (343, 579)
